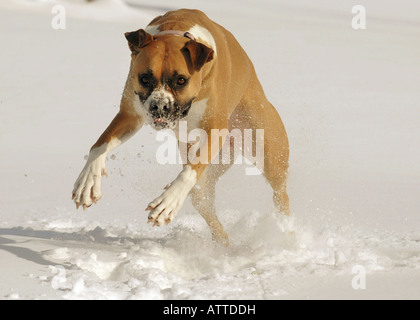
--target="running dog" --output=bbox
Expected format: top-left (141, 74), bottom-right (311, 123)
top-left (72, 9), bottom-right (289, 246)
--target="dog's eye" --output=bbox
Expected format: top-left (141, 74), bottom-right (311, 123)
top-left (139, 75), bottom-right (151, 86)
top-left (176, 77), bottom-right (187, 86)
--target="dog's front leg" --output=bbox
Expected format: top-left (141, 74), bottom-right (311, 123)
top-left (72, 111), bottom-right (142, 209)
top-left (147, 117), bottom-right (229, 226)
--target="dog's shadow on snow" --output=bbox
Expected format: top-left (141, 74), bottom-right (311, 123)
top-left (0, 226), bottom-right (164, 267)
top-left (0, 215), bottom-right (298, 268)
top-left (0, 234), bottom-right (54, 266)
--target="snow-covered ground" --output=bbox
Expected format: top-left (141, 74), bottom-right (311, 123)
top-left (0, 0), bottom-right (419, 300)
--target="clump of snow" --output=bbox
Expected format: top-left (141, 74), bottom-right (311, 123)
top-left (6, 211), bottom-right (415, 300)
top-left (6, 293), bottom-right (20, 299)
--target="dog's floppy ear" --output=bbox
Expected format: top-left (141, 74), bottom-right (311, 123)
top-left (182, 40), bottom-right (214, 73)
top-left (124, 29), bottom-right (154, 54)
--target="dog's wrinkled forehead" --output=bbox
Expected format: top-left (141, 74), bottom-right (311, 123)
top-left (125, 28), bottom-right (214, 78)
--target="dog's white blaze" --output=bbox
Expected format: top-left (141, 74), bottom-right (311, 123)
top-left (144, 87), bottom-right (174, 110)
top-left (145, 24), bottom-right (160, 35)
top-left (141, 87), bottom-right (175, 127)
top-left (187, 25), bottom-right (217, 56)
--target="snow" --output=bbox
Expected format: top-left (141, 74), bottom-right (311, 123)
top-left (0, 0), bottom-right (419, 300)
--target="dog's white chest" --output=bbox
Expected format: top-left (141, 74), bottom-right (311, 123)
top-left (186, 98), bottom-right (208, 130)
top-left (176, 98), bottom-right (208, 140)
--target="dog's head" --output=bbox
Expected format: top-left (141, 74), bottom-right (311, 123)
top-left (125, 29), bottom-right (214, 130)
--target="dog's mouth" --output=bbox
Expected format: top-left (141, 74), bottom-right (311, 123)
top-left (137, 93), bottom-right (195, 130)
top-left (153, 117), bottom-right (169, 129)
top-left (149, 102), bottom-right (194, 130)
top-left (151, 117), bottom-right (179, 130)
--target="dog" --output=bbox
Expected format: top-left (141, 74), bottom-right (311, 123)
top-left (72, 9), bottom-right (289, 246)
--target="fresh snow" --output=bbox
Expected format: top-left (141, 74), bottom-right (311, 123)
top-left (0, 0), bottom-right (419, 300)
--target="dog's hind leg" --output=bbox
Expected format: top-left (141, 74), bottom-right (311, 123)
top-left (238, 77), bottom-right (290, 216)
top-left (264, 168), bottom-right (290, 216)
top-left (253, 105), bottom-right (290, 216)
top-left (261, 105), bottom-right (290, 216)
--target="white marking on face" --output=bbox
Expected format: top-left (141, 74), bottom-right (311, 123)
top-left (187, 25), bottom-right (217, 56)
top-left (143, 87), bottom-right (177, 129)
top-left (145, 87), bottom-right (175, 108)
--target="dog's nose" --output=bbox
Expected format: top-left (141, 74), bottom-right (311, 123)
top-left (150, 103), bottom-right (159, 112)
top-left (150, 102), bottom-right (169, 114)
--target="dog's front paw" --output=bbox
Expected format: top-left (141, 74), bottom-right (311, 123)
top-left (72, 155), bottom-right (107, 210)
top-left (146, 183), bottom-right (187, 226)
top-left (146, 166), bottom-right (197, 226)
